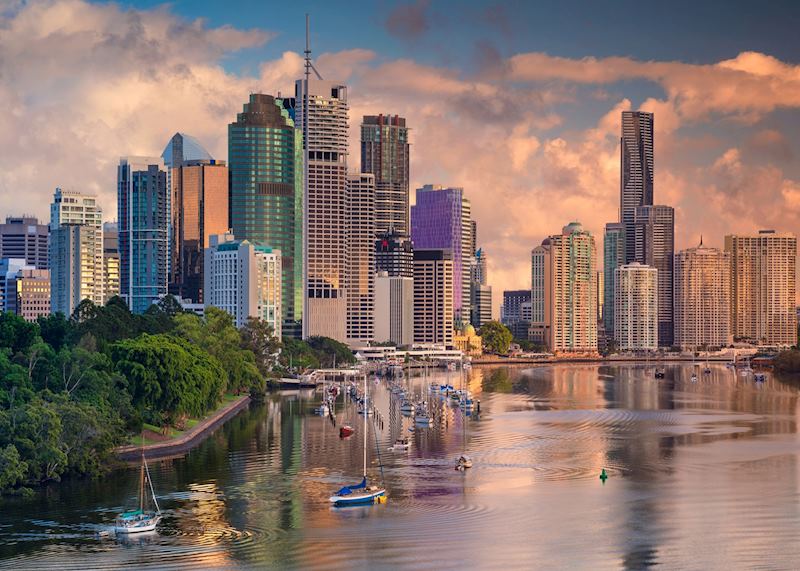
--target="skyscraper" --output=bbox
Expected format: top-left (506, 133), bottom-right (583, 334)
top-left (204, 233), bottom-right (282, 334)
top-left (501, 290), bottom-right (531, 334)
top-left (634, 204), bottom-right (674, 346)
top-left (0, 216), bottom-right (49, 269)
top-left (0, 259), bottom-right (50, 321)
top-left (725, 230), bottom-right (797, 346)
top-left (411, 185), bottom-right (472, 326)
top-left (673, 242), bottom-right (731, 350)
top-left (375, 230), bottom-right (414, 278)
top-left (345, 173), bottom-right (376, 345)
top-left (118, 157), bottom-right (169, 314)
top-left (361, 114), bottom-right (409, 235)
top-left (296, 78), bottom-right (349, 341)
top-left (49, 188), bottom-right (104, 315)
top-left (162, 132), bottom-right (214, 168)
top-left (603, 222), bottom-right (625, 334)
top-left (413, 249), bottom-right (454, 346)
top-left (103, 222), bottom-right (119, 303)
top-left (375, 271), bottom-right (413, 346)
top-left (620, 111), bottom-right (654, 263)
top-left (614, 262), bottom-right (658, 351)
top-left (169, 159), bottom-right (229, 303)
top-left (229, 94), bottom-right (303, 336)
top-left (531, 222), bottom-right (597, 354)
top-left (470, 248), bottom-right (491, 328)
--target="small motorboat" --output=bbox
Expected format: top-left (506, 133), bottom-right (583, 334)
top-left (690, 373), bottom-right (698, 382)
top-left (455, 455), bottom-right (473, 471)
top-left (414, 413), bottom-right (433, 427)
top-left (314, 403), bottom-right (329, 416)
top-left (389, 437), bottom-right (411, 451)
top-left (754, 373), bottom-right (766, 382)
top-left (654, 368), bottom-right (665, 379)
top-left (339, 425), bottom-right (355, 438)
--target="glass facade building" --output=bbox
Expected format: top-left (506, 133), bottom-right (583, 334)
top-left (620, 111), bottom-right (654, 263)
top-left (229, 94), bottom-right (303, 337)
top-left (118, 157), bottom-right (169, 314)
top-left (603, 222), bottom-right (626, 334)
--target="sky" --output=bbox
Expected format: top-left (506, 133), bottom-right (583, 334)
top-left (1, 0), bottom-right (800, 313)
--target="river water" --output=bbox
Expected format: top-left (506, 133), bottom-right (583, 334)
top-left (2, 363), bottom-right (800, 570)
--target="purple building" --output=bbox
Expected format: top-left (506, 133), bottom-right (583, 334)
top-left (411, 185), bottom-right (472, 325)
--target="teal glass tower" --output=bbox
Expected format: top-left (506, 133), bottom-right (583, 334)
top-left (228, 94), bottom-right (303, 336)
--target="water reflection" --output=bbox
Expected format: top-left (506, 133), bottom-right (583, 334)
top-left (1, 364), bottom-right (799, 569)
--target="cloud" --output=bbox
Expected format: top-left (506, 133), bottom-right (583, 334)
top-left (384, 0), bottom-right (430, 40)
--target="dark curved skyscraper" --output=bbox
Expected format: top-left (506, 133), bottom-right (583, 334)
top-left (228, 94), bottom-right (303, 336)
top-left (620, 111), bottom-right (654, 263)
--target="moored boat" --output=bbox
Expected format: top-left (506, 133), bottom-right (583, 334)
top-left (115, 443), bottom-right (161, 535)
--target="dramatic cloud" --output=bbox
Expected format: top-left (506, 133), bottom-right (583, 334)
top-left (384, 0), bottom-right (431, 40)
top-left (1, 0), bottom-right (799, 313)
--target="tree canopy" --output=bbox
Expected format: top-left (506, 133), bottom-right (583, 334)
top-left (479, 321), bottom-right (514, 355)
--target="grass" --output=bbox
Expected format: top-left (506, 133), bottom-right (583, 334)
top-left (126, 393), bottom-right (245, 447)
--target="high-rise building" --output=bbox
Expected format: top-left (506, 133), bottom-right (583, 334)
top-left (473, 248), bottom-right (488, 286)
top-left (0, 259), bottom-right (50, 321)
top-left (725, 230), bottom-right (797, 346)
top-left (169, 159), bottom-right (229, 303)
top-left (375, 272), bottom-right (413, 346)
top-left (673, 242), bottom-right (731, 350)
top-left (0, 258), bottom-right (30, 313)
top-left (531, 222), bottom-right (597, 354)
top-left (413, 249), bottom-right (454, 345)
top-left (634, 204), bottom-right (674, 346)
top-left (502, 290), bottom-right (531, 325)
top-left (603, 222), bottom-right (625, 334)
top-left (0, 216), bottom-right (49, 269)
top-left (361, 114), bottom-right (409, 235)
top-left (296, 78), bottom-right (349, 341)
top-left (596, 270), bottom-right (604, 323)
top-left (162, 132), bottom-right (214, 169)
top-left (620, 111), bottom-right (654, 263)
top-left (470, 248), bottom-right (491, 327)
top-left (411, 185), bottom-right (472, 325)
top-left (49, 189), bottom-right (104, 315)
top-left (346, 173), bottom-right (376, 345)
top-left (204, 233), bottom-right (282, 334)
top-left (118, 157), bottom-right (169, 314)
top-left (229, 94), bottom-right (303, 336)
top-left (103, 222), bottom-right (119, 303)
top-left (614, 262), bottom-right (658, 351)
top-left (375, 230), bottom-right (413, 278)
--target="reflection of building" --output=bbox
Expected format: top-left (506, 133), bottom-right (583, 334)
top-left (531, 222), bottom-right (598, 354)
top-left (633, 204), bottom-right (674, 346)
top-left (204, 233), bottom-right (281, 334)
top-left (725, 230), bottom-right (797, 346)
top-left (346, 173), bottom-right (376, 345)
top-left (453, 324), bottom-right (482, 356)
top-left (0, 259), bottom-right (50, 321)
top-left (229, 96), bottom-right (303, 336)
top-left (102, 222), bottom-right (119, 302)
top-left (412, 185), bottom-right (472, 326)
top-left (375, 272), bottom-right (413, 346)
top-left (118, 156), bottom-right (169, 313)
top-left (614, 262), bottom-right (658, 351)
top-left (0, 216), bottom-right (49, 269)
top-left (673, 242), bottom-right (731, 349)
top-left (413, 249), bottom-right (453, 345)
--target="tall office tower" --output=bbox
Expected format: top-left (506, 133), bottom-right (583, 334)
top-left (413, 249), bottom-right (454, 345)
top-left (361, 114), bottom-right (409, 235)
top-left (169, 158), bottom-right (229, 303)
top-left (603, 222), bottom-right (626, 334)
top-left (470, 248), bottom-right (491, 327)
top-left (673, 242), bottom-right (731, 350)
top-left (204, 233), bottom-right (282, 334)
top-left (725, 230), bottom-right (797, 346)
top-left (296, 78), bottom-right (349, 340)
top-left (620, 111), bottom-right (654, 263)
top-left (0, 259), bottom-right (50, 321)
top-left (473, 248), bottom-right (488, 286)
top-left (634, 204), bottom-right (674, 346)
top-left (530, 222), bottom-right (597, 354)
top-left (118, 157), bottom-right (169, 314)
top-left (49, 188), bottom-right (104, 315)
top-left (0, 216), bottom-right (49, 269)
top-left (103, 222), bottom-right (119, 302)
top-left (502, 289), bottom-right (532, 339)
top-left (375, 230), bottom-right (413, 277)
top-left (613, 262), bottom-right (658, 351)
top-left (345, 173), bottom-right (376, 345)
top-left (229, 94), bottom-right (303, 336)
top-left (162, 132), bottom-right (214, 169)
top-left (411, 185), bottom-right (472, 325)
top-left (596, 270), bottom-right (604, 323)
top-left (375, 271), bottom-right (414, 346)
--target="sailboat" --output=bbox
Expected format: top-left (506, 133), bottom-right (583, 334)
top-left (329, 375), bottom-right (387, 506)
top-left (455, 361), bottom-right (473, 471)
top-left (115, 441), bottom-right (161, 534)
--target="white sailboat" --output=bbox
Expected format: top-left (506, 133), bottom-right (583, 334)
top-left (115, 442), bottom-right (161, 534)
top-left (329, 375), bottom-right (387, 506)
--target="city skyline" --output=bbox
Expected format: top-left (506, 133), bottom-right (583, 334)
top-left (1, 1), bottom-right (800, 313)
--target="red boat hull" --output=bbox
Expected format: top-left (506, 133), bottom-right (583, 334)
top-left (339, 426), bottom-right (354, 438)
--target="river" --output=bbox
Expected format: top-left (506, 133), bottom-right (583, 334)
top-left (1, 363), bottom-right (800, 570)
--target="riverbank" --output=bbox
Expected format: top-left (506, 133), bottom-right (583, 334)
top-left (471, 355), bottom-right (748, 365)
top-left (114, 394), bottom-right (251, 461)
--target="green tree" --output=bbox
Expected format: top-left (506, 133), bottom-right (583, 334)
top-left (307, 336), bottom-right (355, 368)
top-left (240, 318), bottom-right (282, 378)
top-left (0, 445), bottom-right (27, 491)
top-left (479, 321), bottom-right (513, 355)
top-left (0, 312), bottom-right (38, 355)
top-left (37, 313), bottom-right (71, 351)
top-left (280, 338), bottom-right (320, 372)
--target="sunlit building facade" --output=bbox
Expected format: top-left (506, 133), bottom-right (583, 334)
top-left (614, 262), bottom-right (658, 351)
top-left (620, 111), bottom-right (654, 263)
top-left (345, 173), bottom-right (376, 345)
top-left (103, 222), bottom-right (119, 303)
top-left (603, 222), bottom-right (625, 335)
top-left (361, 114), bottom-right (409, 235)
top-left (634, 204), bottom-right (674, 346)
top-left (413, 249), bottom-right (454, 345)
top-left (0, 216), bottom-right (49, 269)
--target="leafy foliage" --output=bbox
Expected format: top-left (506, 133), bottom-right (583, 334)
top-left (479, 321), bottom-right (514, 355)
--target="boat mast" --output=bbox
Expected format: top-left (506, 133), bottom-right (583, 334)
top-left (139, 433), bottom-right (145, 512)
top-left (363, 373), bottom-right (367, 479)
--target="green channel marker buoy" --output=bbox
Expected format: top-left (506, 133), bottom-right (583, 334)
top-left (600, 468), bottom-right (608, 482)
